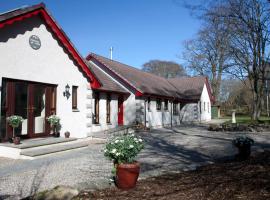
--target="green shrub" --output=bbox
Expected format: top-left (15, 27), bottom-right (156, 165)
top-left (232, 136), bottom-right (254, 147)
top-left (6, 115), bottom-right (24, 128)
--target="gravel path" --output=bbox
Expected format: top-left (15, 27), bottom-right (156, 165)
top-left (0, 125), bottom-right (269, 199)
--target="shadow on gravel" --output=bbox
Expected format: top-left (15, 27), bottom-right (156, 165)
top-left (138, 132), bottom-right (214, 173)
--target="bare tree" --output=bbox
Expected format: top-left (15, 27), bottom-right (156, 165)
top-left (184, 0), bottom-right (270, 120)
top-left (213, 0), bottom-right (270, 120)
top-left (182, 8), bottom-right (231, 102)
top-left (142, 60), bottom-right (186, 78)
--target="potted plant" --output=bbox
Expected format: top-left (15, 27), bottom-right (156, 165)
top-left (232, 136), bottom-right (254, 160)
top-left (64, 131), bottom-right (70, 138)
top-left (47, 115), bottom-right (60, 137)
top-left (6, 115), bottom-right (24, 145)
top-left (104, 134), bottom-right (144, 189)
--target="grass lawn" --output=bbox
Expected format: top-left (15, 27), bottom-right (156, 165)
top-left (75, 151), bottom-right (270, 200)
top-left (222, 115), bottom-right (270, 124)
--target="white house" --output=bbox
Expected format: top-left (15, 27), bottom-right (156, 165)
top-left (0, 3), bottom-right (103, 142)
top-left (0, 3), bottom-right (214, 143)
top-left (86, 53), bottom-right (214, 132)
top-left (168, 77), bottom-right (214, 122)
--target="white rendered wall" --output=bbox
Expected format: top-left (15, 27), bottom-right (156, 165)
top-left (144, 98), bottom-right (180, 128)
top-left (91, 92), bottom-right (120, 134)
top-left (180, 103), bottom-right (200, 122)
top-left (0, 16), bottom-right (91, 138)
top-left (179, 84), bottom-right (211, 122)
top-left (200, 84), bottom-right (211, 121)
top-left (124, 94), bottom-right (136, 125)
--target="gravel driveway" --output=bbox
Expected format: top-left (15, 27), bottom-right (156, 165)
top-left (0, 125), bottom-right (269, 199)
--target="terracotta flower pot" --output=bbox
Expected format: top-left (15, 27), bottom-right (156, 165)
top-left (116, 162), bottom-right (140, 189)
top-left (64, 131), bottom-right (70, 138)
top-left (237, 144), bottom-right (251, 160)
top-left (13, 137), bottom-right (21, 145)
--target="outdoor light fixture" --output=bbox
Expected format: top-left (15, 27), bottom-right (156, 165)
top-left (63, 84), bottom-right (70, 99)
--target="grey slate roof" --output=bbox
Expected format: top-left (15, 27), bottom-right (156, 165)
top-left (87, 62), bottom-right (128, 94)
top-left (88, 53), bottom-right (183, 99)
top-left (0, 3), bottom-right (44, 23)
top-left (168, 77), bottom-right (207, 101)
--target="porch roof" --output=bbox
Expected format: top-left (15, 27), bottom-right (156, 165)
top-left (87, 61), bottom-right (129, 94)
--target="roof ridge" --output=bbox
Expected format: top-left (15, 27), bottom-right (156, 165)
top-left (90, 52), bottom-right (171, 82)
top-left (0, 3), bottom-right (45, 16)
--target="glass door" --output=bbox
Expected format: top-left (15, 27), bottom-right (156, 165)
top-left (33, 85), bottom-right (46, 134)
top-left (0, 79), bottom-right (57, 142)
top-left (14, 82), bottom-right (28, 136)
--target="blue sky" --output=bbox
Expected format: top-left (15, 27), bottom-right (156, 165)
top-left (0, 0), bottom-right (201, 69)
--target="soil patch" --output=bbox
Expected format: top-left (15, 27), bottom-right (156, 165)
top-left (75, 151), bottom-right (270, 200)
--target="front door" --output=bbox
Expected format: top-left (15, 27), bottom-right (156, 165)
top-left (118, 96), bottom-right (124, 126)
top-left (0, 79), bottom-right (56, 141)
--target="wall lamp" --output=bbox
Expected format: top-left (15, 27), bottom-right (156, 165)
top-left (63, 84), bottom-right (70, 99)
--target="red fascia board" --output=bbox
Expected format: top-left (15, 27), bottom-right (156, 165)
top-left (86, 54), bottom-right (143, 96)
top-left (93, 89), bottom-right (130, 96)
top-left (0, 5), bottom-right (101, 89)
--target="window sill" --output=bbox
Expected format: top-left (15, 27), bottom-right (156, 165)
top-left (72, 109), bottom-right (80, 112)
top-left (93, 123), bottom-right (101, 126)
top-left (107, 123), bottom-right (112, 125)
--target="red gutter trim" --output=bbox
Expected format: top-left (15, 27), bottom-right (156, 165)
top-left (93, 89), bottom-right (130, 96)
top-left (0, 5), bottom-right (101, 89)
top-left (87, 54), bottom-right (143, 96)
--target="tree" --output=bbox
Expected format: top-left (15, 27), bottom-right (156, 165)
top-left (182, 7), bottom-right (231, 102)
top-left (221, 79), bottom-right (253, 114)
top-left (184, 0), bottom-right (270, 120)
top-left (142, 60), bottom-right (186, 78)
top-left (210, 0), bottom-right (270, 120)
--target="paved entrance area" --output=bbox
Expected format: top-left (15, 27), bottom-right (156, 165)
top-left (0, 125), bottom-right (270, 199)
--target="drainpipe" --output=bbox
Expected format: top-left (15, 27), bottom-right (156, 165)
top-left (170, 98), bottom-right (175, 128)
top-left (144, 98), bottom-right (147, 127)
top-left (199, 100), bottom-right (202, 124)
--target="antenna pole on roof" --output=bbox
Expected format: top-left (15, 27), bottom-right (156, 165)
top-left (110, 46), bottom-right (113, 60)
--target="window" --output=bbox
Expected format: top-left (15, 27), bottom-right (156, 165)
top-left (164, 100), bottom-right (168, 111)
top-left (72, 86), bottom-right (78, 110)
top-left (207, 102), bottom-right (210, 113)
top-left (147, 97), bottom-right (151, 111)
top-left (94, 93), bottom-right (99, 124)
top-left (173, 102), bottom-right (178, 115)
top-left (156, 98), bottom-right (162, 111)
top-left (204, 102), bottom-right (206, 111)
top-left (180, 103), bottom-right (185, 110)
top-left (106, 94), bottom-right (111, 123)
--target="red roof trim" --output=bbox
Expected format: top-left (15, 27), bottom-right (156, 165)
top-left (0, 4), bottom-right (101, 89)
top-left (87, 54), bottom-right (144, 96)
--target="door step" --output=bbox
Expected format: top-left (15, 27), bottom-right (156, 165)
top-left (0, 137), bottom-right (104, 159)
top-left (21, 141), bottom-right (89, 157)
